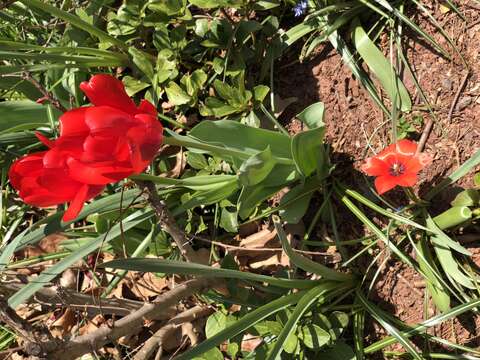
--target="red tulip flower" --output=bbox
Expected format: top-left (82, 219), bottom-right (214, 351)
top-left (361, 139), bottom-right (431, 195)
top-left (9, 74), bottom-right (163, 221)
top-left (8, 148), bottom-right (104, 221)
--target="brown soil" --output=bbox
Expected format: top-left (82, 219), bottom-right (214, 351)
top-left (277, 0), bottom-right (480, 357)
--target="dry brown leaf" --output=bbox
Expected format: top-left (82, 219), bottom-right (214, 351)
top-left (249, 252), bottom-right (289, 269)
top-left (50, 308), bottom-right (76, 337)
top-left (239, 228), bottom-right (277, 248)
top-left (241, 333), bottom-right (263, 352)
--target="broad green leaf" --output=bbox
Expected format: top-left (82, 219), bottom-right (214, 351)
top-left (253, 85), bottom-right (270, 103)
top-left (174, 291), bottom-right (305, 360)
top-left (296, 102), bottom-right (325, 129)
top-left (206, 312), bottom-right (228, 339)
top-left (102, 258), bottom-right (317, 289)
top-left (187, 120), bottom-right (293, 161)
top-left (165, 81), bottom-right (191, 105)
top-left (320, 342), bottom-right (355, 359)
top-left (298, 324), bottom-right (330, 350)
top-left (267, 284), bottom-right (346, 360)
top-left (291, 126), bottom-right (326, 177)
top-left (238, 184), bottom-right (283, 220)
top-left (238, 147), bottom-right (276, 186)
top-left (279, 179), bottom-right (319, 224)
top-left (220, 207), bottom-right (238, 232)
top-left (192, 347), bottom-right (223, 360)
top-left (128, 47), bottom-right (155, 80)
top-left (201, 97), bottom-right (238, 117)
top-left (273, 216), bottom-right (352, 281)
top-left (425, 215), bottom-right (470, 255)
top-left (351, 21), bottom-right (411, 112)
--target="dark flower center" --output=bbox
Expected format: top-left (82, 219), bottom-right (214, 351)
top-left (389, 162), bottom-right (405, 176)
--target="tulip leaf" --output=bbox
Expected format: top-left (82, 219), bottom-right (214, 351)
top-left (291, 126), bottom-right (327, 177)
top-left (351, 21), bottom-right (411, 112)
top-left (0, 101), bottom-right (58, 133)
top-left (238, 146), bottom-right (276, 186)
top-left (296, 102), bottom-right (325, 129)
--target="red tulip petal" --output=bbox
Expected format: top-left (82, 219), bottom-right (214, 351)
top-left (376, 143), bottom-right (397, 161)
top-left (62, 184), bottom-right (89, 222)
top-left (361, 157), bottom-right (389, 176)
top-left (35, 132), bottom-right (55, 148)
top-left (137, 99), bottom-right (157, 116)
top-left (59, 107), bottom-right (90, 138)
top-left (67, 158), bottom-right (133, 185)
top-left (84, 106), bottom-right (133, 135)
top-left (79, 74), bottom-right (138, 115)
top-left (42, 149), bottom-right (67, 169)
top-left (374, 175), bottom-right (399, 194)
top-left (9, 153), bottom-right (45, 189)
top-left (82, 135), bottom-right (119, 162)
top-left (396, 139), bottom-right (417, 156)
top-left (404, 157), bottom-right (422, 174)
top-left (396, 172), bottom-right (418, 187)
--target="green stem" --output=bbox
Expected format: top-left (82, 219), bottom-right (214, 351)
top-left (260, 103), bottom-right (290, 136)
top-left (7, 251), bottom-right (71, 269)
top-left (158, 113), bottom-right (187, 129)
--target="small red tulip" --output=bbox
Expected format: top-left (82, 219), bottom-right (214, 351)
top-left (361, 139), bottom-right (431, 195)
top-left (9, 74), bottom-right (164, 221)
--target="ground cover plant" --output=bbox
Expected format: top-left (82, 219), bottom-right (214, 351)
top-left (0, 0), bottom-right (479, 359)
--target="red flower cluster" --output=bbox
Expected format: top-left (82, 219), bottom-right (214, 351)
top-left (361, 139), bottom-right (430, 194)
top-left (9, 75), bottom-right (163, 221)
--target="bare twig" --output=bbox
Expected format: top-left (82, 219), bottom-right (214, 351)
top-left (135, 181), bottom-right (200, 263)
top-left (1, 273), bottom-right (143, 316)
top-left (21, 72), bottom-right (67, 113)
top-left (0, 297), bottom-right (61, 358)
top-left (47, 278), bottom-right (211, 360)
top-left (447, 71), bottom-right (470, 122)
top-left (133, 305), bottom-right (213, 360)
top-left (415, 118), bottom-right (434, 156)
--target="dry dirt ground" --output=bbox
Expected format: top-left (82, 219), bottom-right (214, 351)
top-left (277, 0), bottom-right (480, 354)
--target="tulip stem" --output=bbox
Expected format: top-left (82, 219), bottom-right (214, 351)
top-left (135, 180), bottom-right (202, 263)
top-left (158, 113), bottom-right (187, 130)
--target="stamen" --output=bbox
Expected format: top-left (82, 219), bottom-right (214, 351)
top-left (389, 162), bottom-right (405, 176)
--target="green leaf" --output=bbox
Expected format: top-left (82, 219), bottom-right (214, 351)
top-left (237, 184), bottom-right (283, 220)
top-left (253, 85), bottom-right (270, 103)
top-left (122, 76), bottom-right (151, 96)
top-left (201, 97), bottom-right (238, 117)
top-left (416, 237), bottom-right (450, 312)
top-left (267, 283), bottom-right (345, 360)
top-left (128, 47), bottom-right (155, 80)
top-left (0, 101), bottom-right (60, 132)
top-left (165, 81), bottom-right (191, 105)
top-left (451, 189), bottom-right (480, 207)
top-left (320, 342), bottom-right (355, 359)
top-left (298, 324), bottom-right (330, 349)
top-left (279, 179), bottom-right (319, 224)
top-left (220, 207), bottom-right (238, 233)
top-left (238, 147), bottom-right (276, 186)
top-left (356, 290), bottom-right (422, 360)
top-left (187, 119), bottom-right (293, 161)
top-left (102, 258), bottom-right (318, 289)
top-left (206, 312), bottom-right (228, 339)
top-left (291, 126), bottom-right (326, 177)
top-left (19, 0), bottom-right (127, 50)
top-left (174, 291), bottom-right (305, 360)
top-left (426, 148), bottom-right (480, 200)
top-left (351, 21), bottom-right (411, 112)
top-left (273, 216), bottom-right (352, 281)
top-left (296, 102), bottom-right (325, 129)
